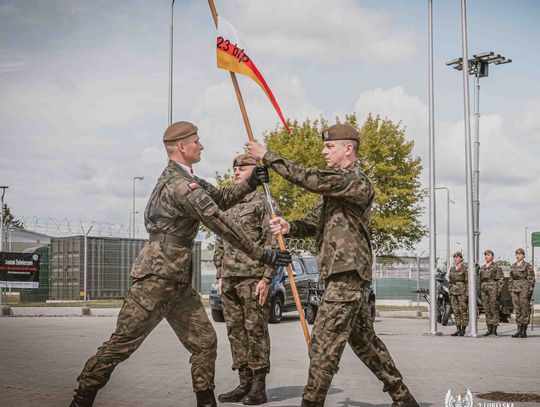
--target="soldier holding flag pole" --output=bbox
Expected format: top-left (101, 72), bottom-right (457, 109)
top-left (246, 124), bottom-right (419, 407)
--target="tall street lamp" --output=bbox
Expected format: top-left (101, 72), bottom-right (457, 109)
top-left (132, 177), bottom-right (144, 238)
top-left (525, 226), bottom-right (528, 256)
top-left (446, 51), bottom-right (511, 269)
top-left (168, 0), bottom-right (176, 126)
top-left (436, 187), bottom-right (455, 273)
top-left (0, 186), bottom-right (8, 252)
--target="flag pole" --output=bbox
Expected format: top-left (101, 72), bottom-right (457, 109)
top-left (208, 0), bottom-right (311, 346)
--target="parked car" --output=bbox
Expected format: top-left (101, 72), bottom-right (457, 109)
top-left (209, 256), bottom-right (377, 324)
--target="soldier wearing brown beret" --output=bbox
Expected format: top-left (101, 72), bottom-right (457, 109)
top-left (71, 122), bottom-right (291, 407)
top-left (246, 123), bottom-right (418, 407)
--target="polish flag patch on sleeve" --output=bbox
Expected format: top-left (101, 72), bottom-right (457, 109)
top-left (188, 182), bottom-right (199, 190)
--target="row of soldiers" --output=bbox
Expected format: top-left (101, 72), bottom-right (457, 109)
top-left (449, 248), bottom-right (536, 337)
top-left (69, 122), bottom-right (419, 407)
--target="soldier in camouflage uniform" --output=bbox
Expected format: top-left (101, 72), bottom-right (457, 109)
top-left (70, 122), bottom-right (291, 407)
top-left (449, 252), bottom-right (468, 336)
top-left (479, 249), bottom-right (504, 337)
top-left (509, 248), bottom-right (535, 338)
top-left (246, 124), bottom-right (418, 407)
top-left (213, 154), bottom-right (277, 405)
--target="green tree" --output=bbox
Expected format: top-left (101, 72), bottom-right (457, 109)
top-left (214, 114), bottom-right (425, 254)
top-left (2, 204), bottom-right (24, 229)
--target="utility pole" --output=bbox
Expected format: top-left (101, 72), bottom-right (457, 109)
top-left (132, 177), bottom-right (144, 238)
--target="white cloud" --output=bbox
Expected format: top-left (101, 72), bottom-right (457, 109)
top-left (220, 0), bottom-right (418, 64)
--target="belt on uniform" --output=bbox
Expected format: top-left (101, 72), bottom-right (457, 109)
top-left (149, 233), bottom-right (193, 249)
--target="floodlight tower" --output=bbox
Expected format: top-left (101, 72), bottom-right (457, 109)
top-left (446, 52), bottom-right (511, 269)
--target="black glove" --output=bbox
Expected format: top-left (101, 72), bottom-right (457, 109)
top-left (528, 291), bottom-right (533, 302)
top-left (260, 249), bottom-right (292, 266)
top-left (246, 165), bottom-right (270, 188)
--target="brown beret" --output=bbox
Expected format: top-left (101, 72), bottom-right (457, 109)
top-left (233, 154), bottom-right (257, 167)
top-left (321, 123), bottom-right (359, 142)
top-left (515, 248), bottom-right (525, 255)
top-left (163, 121), bottom-right (198, 142)
top-left (453, 251), bottom-right (463, 258)
top-left (483, 249), bottom-right (494, 256)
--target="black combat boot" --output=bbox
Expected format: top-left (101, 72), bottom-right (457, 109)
top-left (451, 325), bottom-right (461, 336)
top-left (242, 370), bottom-right (267, 405)
top-left (483, 324), bottom-right (492, 336)
top-left (195, 389), bottom-right (217, 407)
top-left (512, 325), bottom-right (521, 338)
top-left (392, 392), bottom-right (420, 407)
top-left (70, 386), bottom-right (98, 407)
top-left (491, 325), bottom-right (498, 336)
top-left (519, 324), bottom-right (528, 338)
top-left (458, 325), bottom-right (466, 336)
top-left (301, 399), bottom-right (324, 407)
top-left (218, 368), bottom-right (253, 402)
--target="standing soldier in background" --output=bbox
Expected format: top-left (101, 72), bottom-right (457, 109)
top-left (246, 124), bottom-right (419, 407)
top-left (509, 248), bottom-right (535, 338)
top-left (479, 249), bottom-right (504, 337)
top-left (213, 154), bottom-right (277, 405)
top-left (449, 252), bottom-right (468, 336)
top-left (70, 122), bottom-right (291, 407)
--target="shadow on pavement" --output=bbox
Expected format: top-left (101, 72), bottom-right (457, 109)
top-left (334, 398), bottom-right (434, 407)
top-left (266, 385), bottom-right (343, 403)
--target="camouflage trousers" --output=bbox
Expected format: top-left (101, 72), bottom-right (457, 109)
top-left (303, 271), bottom-right (409, 404)
top-left (450, 293), bottom-right (469, 327)
top-left (77, 275), bottom-right (217, 392)
top-left (480, 285), bottom-right (500, 326)
top-left (511, 289), bottom-right (532, 325)
top-left (221, 276), bottom-right (271, 372)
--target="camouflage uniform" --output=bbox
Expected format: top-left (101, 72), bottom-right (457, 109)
top-left (509, 261), bottom-right (535, 325)
top-left (213, 190), bottom-right (276, 373)
top-left (262, 150), bottom-right (411, 405)
top-left (76, 161), bottom-right (266, 393)
top-left (449, 264), bottom-right (469, 327)
top-left (479, 263), bottom-right (504, 326)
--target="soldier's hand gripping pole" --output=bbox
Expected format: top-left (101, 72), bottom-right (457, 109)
top-left (208, 0), bottom-right (311, 346)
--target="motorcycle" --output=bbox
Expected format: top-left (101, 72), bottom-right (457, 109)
top-left (414, 269), bottom-right (453, 326)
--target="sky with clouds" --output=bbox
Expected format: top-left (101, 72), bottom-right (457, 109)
top-left (1, 0), bottom-right (539, 264)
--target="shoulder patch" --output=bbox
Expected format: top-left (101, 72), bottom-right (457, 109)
top-left (188, 182), bottom-right (199, 190)
top-left (195, 195), bottom-right (213, 211)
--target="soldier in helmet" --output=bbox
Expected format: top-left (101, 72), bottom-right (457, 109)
top-left (449, 251), bottom-right (468, 336)
top-left (70, 122), bottom-right (291, 407)
top-left (246, 123), bottom-right (419, 407)
top-left (213, 154), bottom-right (278, 405)
top-left (509, 248), bottom-right (535, 338)
top-left (479, 249), bottom-right (504, 336)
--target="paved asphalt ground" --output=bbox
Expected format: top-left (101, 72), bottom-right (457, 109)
top-left (1, 311), bottom-right (539, 407)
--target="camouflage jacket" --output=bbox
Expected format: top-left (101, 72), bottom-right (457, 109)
top-left (479, 263), bottom-right (504, 292)
top-left (131, 160), bottom-right (264, 283)
top-left (262, 151), bottom-right (375, 282)
top-left (509, 261), bottom-right (535, 293)
top-left (449, 264), bottom-right (468, 295)
top-left (213, 190), bottom-right (277, 280)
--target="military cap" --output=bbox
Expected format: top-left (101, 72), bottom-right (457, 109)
top-left (515, 248), bottom-right (525, 255)
top-left (483, 249), bottom-right (494, 256)
top-left (453, 251), bottom-right (463, 259)
top-left (321, 123), bottom-right (359, 142)
top-left (233, 154), bottom-right (257, 167)
top-left (163, 121), bottom-right (198, 142)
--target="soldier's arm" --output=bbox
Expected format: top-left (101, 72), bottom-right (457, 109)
top-left (262, 151), bottom-right (373, 207)
top-left (287, 199), bottom-right (322, 238)
top-left (213, 237), bottom-right (224, 279)
top-left (197, 177), bottom-right (254, 211)
top-left (258, 199), bottom-right (278, 280)
top-left (527, 264), bottom-right (536, 291)
top-left (496, 266), bottom-right (504, 292)
top-left (180, 184), bottom-right (264, 261)
top-left (464, 266), bottom-right (468, 285)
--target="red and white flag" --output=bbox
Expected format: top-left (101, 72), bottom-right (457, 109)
top-left (216, 15), bottom-right (290, 133)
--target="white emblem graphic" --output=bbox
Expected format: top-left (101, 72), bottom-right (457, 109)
top-left (445, 388), bottom-right (474, 407)
top-left (32, 254), bottom-right (39, 261)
